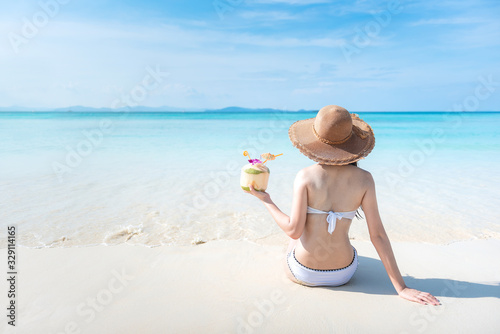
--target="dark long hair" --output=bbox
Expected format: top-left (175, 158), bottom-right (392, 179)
top-left (349, 161), bottom-right (363, 219)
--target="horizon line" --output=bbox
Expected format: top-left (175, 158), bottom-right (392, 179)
top-left (1, 110), bottom-right (500, 113)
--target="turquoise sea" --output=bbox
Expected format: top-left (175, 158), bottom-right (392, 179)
top-left (1, 111), bottom-right (499, 247)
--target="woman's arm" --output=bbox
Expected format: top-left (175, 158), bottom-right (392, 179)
top-left (361, 172), bottom-right (440, 305)
top-left (244, 170), bottom-right (308, 239)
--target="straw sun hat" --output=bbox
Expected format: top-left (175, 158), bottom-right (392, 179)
top-left (288, 105), bottom-right (375, 165)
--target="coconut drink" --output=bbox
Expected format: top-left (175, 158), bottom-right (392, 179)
top-left (240, 163), bottom-right (270, 192)
top-left (240, 151), bottom-right (282, 192)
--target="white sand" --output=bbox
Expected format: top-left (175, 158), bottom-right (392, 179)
top-left (1, 238), bottom-right (500, 333)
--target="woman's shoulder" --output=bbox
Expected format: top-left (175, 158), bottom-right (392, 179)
top-left (294, 165), bottom-right (313, 181)
top-left (296, 164), bottom-right (370, 180)
top-left (296, 163), bottom-right (373, 180)
top-left (349, 166), bottom-right (375, 190)
top-left (348, 165), bottom-right (374, 184)
top-left (351, 164), bottom-right (372, 177)
top-left (296, 164), bottom-right (320, 178)
top-left (303, 164), bottom-right (374, 185)
top-left (293, 165), bottom-right (319, 186)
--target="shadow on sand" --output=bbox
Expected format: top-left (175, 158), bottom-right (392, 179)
top-left (316, 256), bottom-right (500, 299)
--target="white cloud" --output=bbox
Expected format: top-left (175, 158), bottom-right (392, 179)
top-left (0, 19), bottom-right (346, 108)
top-left (447, 21), bottom-right (500, 48)
top-left (232, 34), bottom-right (344, 47)
top-left (253, 0), bottom-right (329, 4)
top-left (1, 4), bottom-right (498, 111)
top-left (292, 86), bottom-right (328, 95)
top-left (239, 10), bottom-right (298, 20)
top-left (410, 17), bottom-right (483, 26)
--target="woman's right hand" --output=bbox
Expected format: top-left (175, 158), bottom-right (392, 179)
top-left (244, 184), bottom-right (271, 203)
top-left (398, 287), bottom-right (441, 305)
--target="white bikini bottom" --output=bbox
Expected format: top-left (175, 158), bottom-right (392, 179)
top-left (287, 246), bottom-right (358, 287)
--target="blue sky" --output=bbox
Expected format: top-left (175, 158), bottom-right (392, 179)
top-left (1, 0), bottom-right (499, 111)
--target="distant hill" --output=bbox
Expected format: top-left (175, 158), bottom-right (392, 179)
top-left (0, 105), bottom-right (317, 113)
top-left (205, 106), bottom-right (315, 113)
top-left (50, 105), bottom-right (199, 112)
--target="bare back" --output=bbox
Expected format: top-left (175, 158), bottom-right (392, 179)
top-left (294, 163), bottom-right (370, 270)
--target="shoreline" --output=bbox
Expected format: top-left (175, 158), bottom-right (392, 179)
top-left (4, 230), bottom-right (499, 250)
top-left (2, 238), bottom-right (499, 333)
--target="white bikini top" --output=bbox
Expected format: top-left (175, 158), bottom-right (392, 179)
top-left (307, 206), bottom-right (357, 234)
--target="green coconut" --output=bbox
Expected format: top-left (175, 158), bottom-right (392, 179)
top-left (243, 166), bottom-right (270, 174)
top-left (241, 186), bottom-right (264, 192)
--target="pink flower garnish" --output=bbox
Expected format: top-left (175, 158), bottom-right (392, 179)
top-left (248, 159), bottom-right (262, 165)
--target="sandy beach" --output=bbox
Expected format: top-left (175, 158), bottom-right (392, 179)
top-left (2, 237), bottom-right (499, 333)
top-left (2, 0), bottom-right (500, 331)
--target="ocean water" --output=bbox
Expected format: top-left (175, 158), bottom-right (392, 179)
top-left (1, 111), bottom-right (499, 248)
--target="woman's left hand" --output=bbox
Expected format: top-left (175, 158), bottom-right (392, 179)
top-left (398, 287), bottom-right (441, 305)
top-left (244, 184), bottom-right (271, 202)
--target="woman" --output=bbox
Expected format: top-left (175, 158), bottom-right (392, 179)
top-left (245, 105), bottom-right (440, 305)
